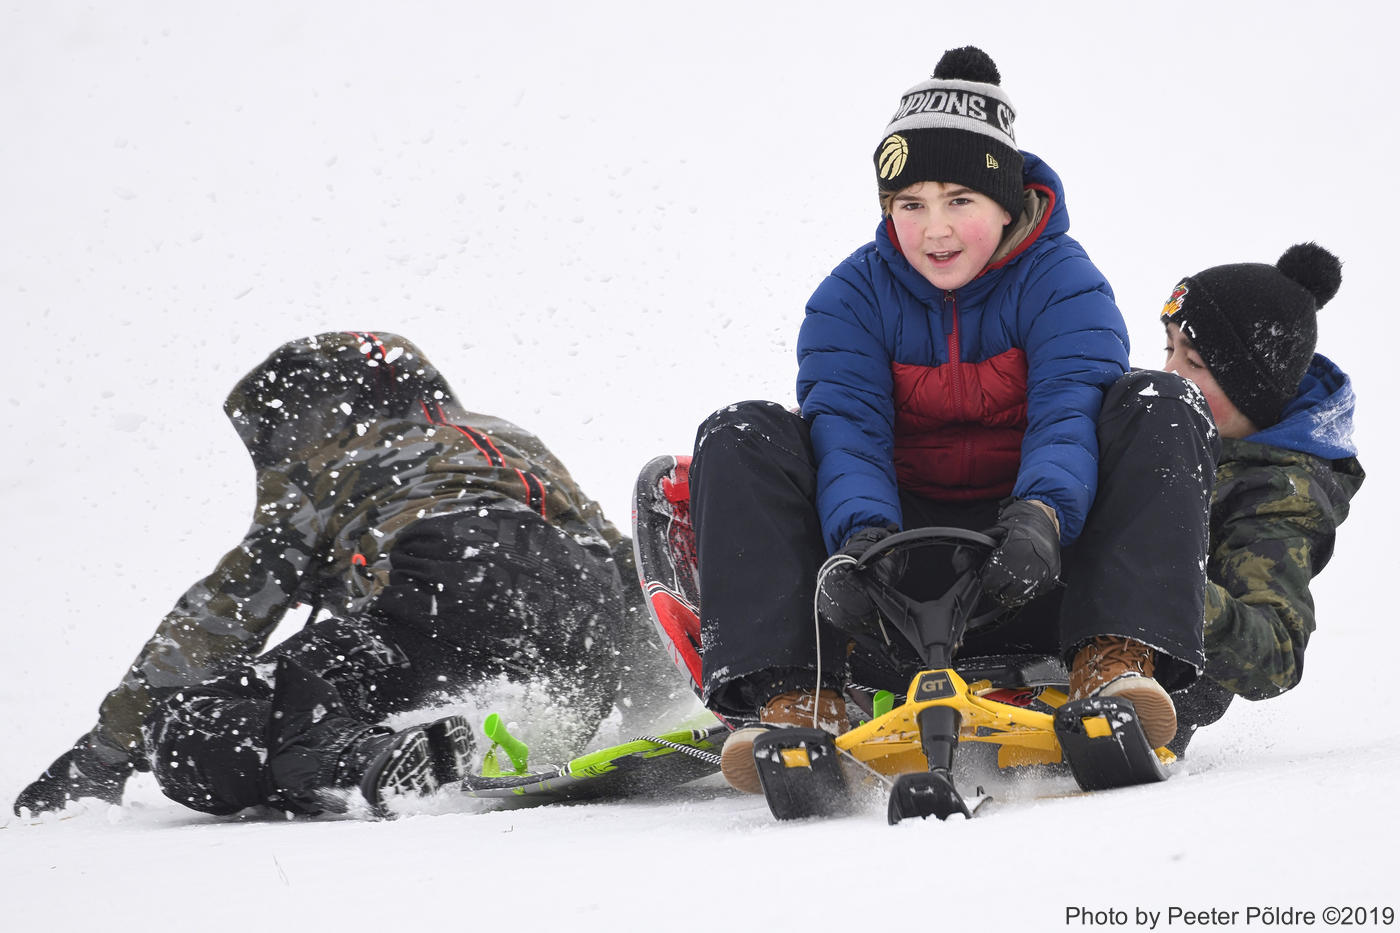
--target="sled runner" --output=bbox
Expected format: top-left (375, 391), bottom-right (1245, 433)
top-left (462, 715), bottom-right (724, 803)
top-left (631, 455), bottom-right (1174, 825)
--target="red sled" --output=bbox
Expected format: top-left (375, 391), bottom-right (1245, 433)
top-left (631, 455), bottom-right (705, 700)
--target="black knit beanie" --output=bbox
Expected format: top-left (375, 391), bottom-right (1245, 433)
top-left (873, 46), bottom-right (1024, 218)
top-left (1160, 243), bottom-right (1343, 428)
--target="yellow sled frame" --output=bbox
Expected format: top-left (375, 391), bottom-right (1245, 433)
top-left (834, 667), bottom-right (1174, 778)
top-left (840, 670), bottom-right (1064, 774)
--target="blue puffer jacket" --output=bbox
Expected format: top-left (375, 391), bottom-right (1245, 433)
top-left (797, 152), bottom-right (1130, 552)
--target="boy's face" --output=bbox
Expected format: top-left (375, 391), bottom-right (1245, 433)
top-left (1162, 322), bottom-right (1258, 438)
top-left (889, 181), bottom-right (1012, 290)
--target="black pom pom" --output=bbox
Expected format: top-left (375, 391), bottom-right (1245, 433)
top-left (1276, 242), bottom-right (1342, 308)
top-left (932, 46), bottom-right (1001, 85)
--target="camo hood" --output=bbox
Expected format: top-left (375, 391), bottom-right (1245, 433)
top-left (224, 332), bottom-right (457, 469)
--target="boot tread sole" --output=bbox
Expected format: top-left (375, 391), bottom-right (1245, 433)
top-left (1099, 679), bottom-right (1177, 749)
top-left (719, 726), bottom-right (770, 795)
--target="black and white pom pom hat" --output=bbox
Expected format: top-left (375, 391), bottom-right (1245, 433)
top-left (874, 46), bottom-right (1024, 218)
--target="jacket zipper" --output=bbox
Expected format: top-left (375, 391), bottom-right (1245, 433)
top-left (945, 290), bottom-right (973, 486)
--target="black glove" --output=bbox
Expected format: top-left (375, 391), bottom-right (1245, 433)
top-left (13, 730), bottom-right (135, 816)
top-left (818, 525), bottom-right (902, 631)
top-left (980, 498), bottom-right (1061, 608)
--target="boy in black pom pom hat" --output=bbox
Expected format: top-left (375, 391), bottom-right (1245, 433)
top-left (1161, 243), bottom-right (1365, 753)
top-left (682, 46), bottom-right (1221, 792)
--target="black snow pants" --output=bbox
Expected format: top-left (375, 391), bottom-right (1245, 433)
top-left (145, 500), bottom-right (625, 814)
top-left (689, 371), bottom-right (1219, 721)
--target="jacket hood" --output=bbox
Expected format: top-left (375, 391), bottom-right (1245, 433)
top-left (1016, 151), bottom-right (1068, 239)
top-left (1246, 353), bottom-right (1357, 460)
top-left (224, 331), bottom-right (459, 469)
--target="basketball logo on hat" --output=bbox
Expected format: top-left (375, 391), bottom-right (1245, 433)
top-left (878, 134), bottom-right (909, 180)
top-left (1162, 282), bottom-right (1189, 319)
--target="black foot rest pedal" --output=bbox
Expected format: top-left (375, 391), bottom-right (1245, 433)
top-left (887, 769), bottom-right (975, 824)
top-left (1054, 696), bottom-right (1168, 792)
top-left (752, 728), bottom-right (852, 821)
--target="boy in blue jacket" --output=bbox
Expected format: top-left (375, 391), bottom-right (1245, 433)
top-left (1159, 244), bottom-right (1364, 753)
top-left (687, 47), bottom-right (1218, 791)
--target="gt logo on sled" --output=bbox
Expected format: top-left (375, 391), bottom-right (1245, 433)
top-left (913, 672), bottom-right (956, 701)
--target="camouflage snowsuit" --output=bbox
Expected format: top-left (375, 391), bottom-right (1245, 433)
top-left (1203, 441), bottom-right (1363, 696)
top-left (1176, 354), bottom-right (1363, 746)
top-left (93, 332), bottom-right (648, 771)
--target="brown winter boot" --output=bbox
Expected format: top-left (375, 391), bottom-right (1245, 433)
top-left (1069, 636), bottom-right (1177, 749)
top-left (720, 689), bottom-right (847, 794)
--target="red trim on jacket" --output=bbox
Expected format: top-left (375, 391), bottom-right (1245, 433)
top-left (515, 468), bottom-right (548, 519)
top-left (418, 403), bottom-right (548, 518)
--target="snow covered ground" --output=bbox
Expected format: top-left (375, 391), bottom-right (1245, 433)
top-left (3, 2), bottom-right (1395, 929)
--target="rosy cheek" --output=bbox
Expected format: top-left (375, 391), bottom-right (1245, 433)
top-left (896, 230), bottom-right (913, 253)
top-left (1202, 388), bottom-right (1233, 425)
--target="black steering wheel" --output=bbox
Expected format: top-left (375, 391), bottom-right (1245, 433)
top-left (843, 526), bottom-right (1005, 669)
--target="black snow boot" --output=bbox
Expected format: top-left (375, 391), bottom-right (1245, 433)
top-left (267, 658), bottom-right (475, 817)
top-left (1167, 675), bottom-right (1235, 758)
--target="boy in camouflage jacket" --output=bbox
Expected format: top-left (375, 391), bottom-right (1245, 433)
top-left (14, 332), bottom-right (667, 816)
top-left (1160, 244), bottom-right (1365, 752)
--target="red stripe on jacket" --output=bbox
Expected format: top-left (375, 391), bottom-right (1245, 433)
top-left (420, 402), bottom-right (546, 517)
top-left (891, 346), bottom-right (1028, 500)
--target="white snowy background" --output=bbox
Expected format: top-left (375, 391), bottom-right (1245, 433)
top-left (3, 2), bottom-right (1395, 929)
